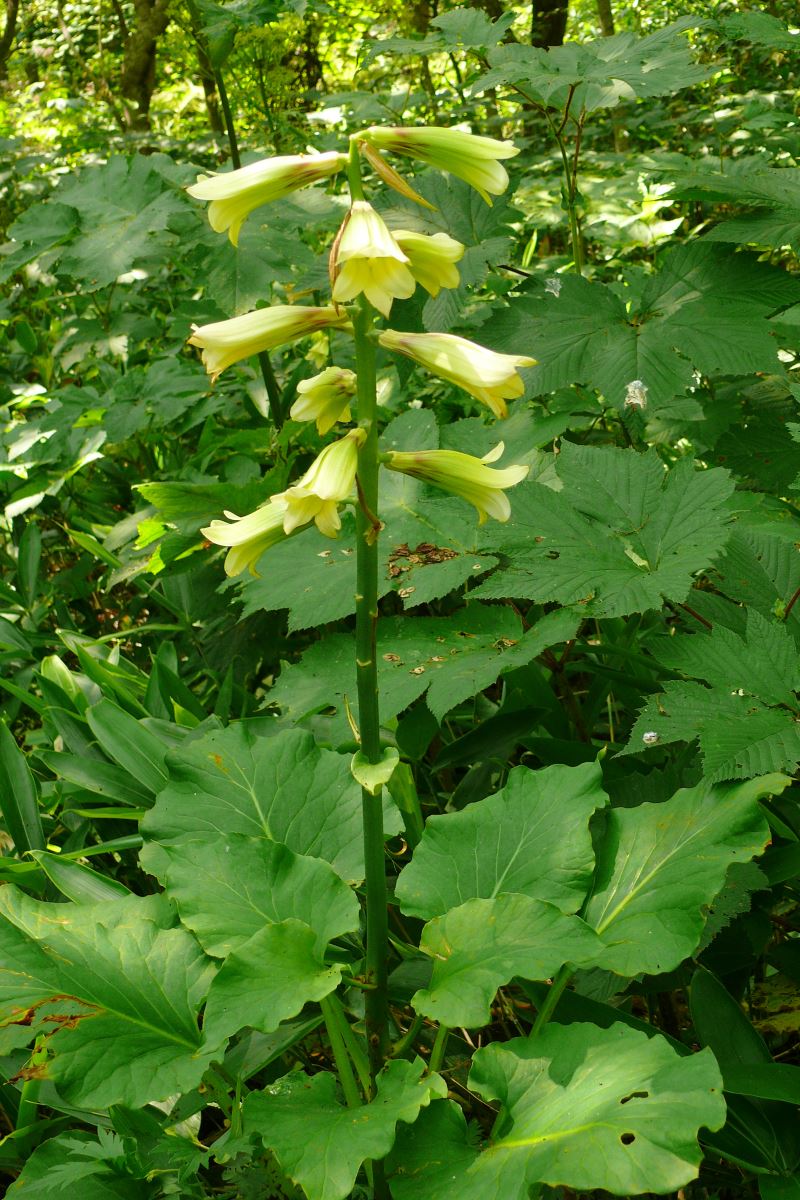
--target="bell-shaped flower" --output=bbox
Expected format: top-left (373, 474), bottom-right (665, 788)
top-left (187, 151), bottom-right (347, 246)
top-left (290, 366), bottom-right (357, 435)
top-left (385, 443), bottom-right (528, 523)
top-left (189, 305), bottom-right (351, 382)
top-left (277, 427), bottom-right (366, 538)
top-left (392, 230), bottom-right (464, 297)
top-left (378, 329), bottom-right (535, 419)
top-left (359, 126), bottom-right (519, 204)
top-left (331, 200), bottom-right (415, 318)
top-left (202, 496), bottom-right (290, 577)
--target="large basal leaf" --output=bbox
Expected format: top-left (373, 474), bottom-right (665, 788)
top-left (390, 1023), bottom-right (724, 1198)
top-left (583, 775), bottom-right (784, 976)
top-left (623, 682), bottom-right (800, 781)
top-left (140, 835), bottom-right (359, 957)
top-left (240, 1058), bottom-right (447, 1200)
top-left (396, 760), bottom-right (606, 920)
top-left (268, 606), bottom-right (578, 743)
top-left (202, 919), bottom-right (346, 1048)
top-left (475, 443), bottom-right (734, 617)
top-left (0, 890), bottom-right (215, 1109)
top-left (141, 725), bottom-right (398, 883)
top-left (483, 244), bottom-right (800, 406)
top-left (412, 895), bottom-right (601, 1027)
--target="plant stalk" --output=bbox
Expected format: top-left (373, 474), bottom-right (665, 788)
top-left (321, 995), bottom-right (362, 1108)
top-left (530, 964), bottom-right (574, 1037)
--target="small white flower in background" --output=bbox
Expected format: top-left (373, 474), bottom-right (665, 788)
top-left (624, 380), bottom-right (648, 410)
top-left (290, 367), bottom-right (356, 436)
top-left (277, 428), bottom-right (367, 538)
top-left (642, 730), bottom-right (659, 745)
top-left (544, 276), bottom-right (562, 298)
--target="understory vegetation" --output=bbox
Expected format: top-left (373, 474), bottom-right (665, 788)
top-left (0, 1), bottom-right (799, 1197)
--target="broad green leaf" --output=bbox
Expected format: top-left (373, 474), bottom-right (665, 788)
top-left (0, 889), bottom-right (215, 1108)
top-left (662, 159), bottom-right (800, 249)
top-left (391, 1023), bottom-right (724, 1198)
top-left (36, 750), bottom-right (153, 807)
top-left (713, 518), bottom-right (800, 640)
top-left (412, 895), bottom-right (601, 1028)
top-left (139, 835), bottom-right (358, 957)
top-left (476, 444), bottom-right (734, 617)
top-left (270, 606), bottom-right (578, 742)
top-left (623, 682), bottom-right (800, 781)
top-left (29, 851), bottom-right (129, 904)
top-left (698, 862), bottom-right (769, 952)
top-left (396, 761), bottom-right (606, 919)
top-left (474, 19), bottom-right (708, 112)
top-left (0, 202), bottom-right (79, 284)
top-left (241, 1058), bottom-right (447, 1200)
top-left (6, 1132), bottom-right (153, 1200)
top-left (649, 608), bottom-right (800, 707)
top-left (0, 722), bottom-right (45, 854)
top-left (363, 5), bottom-right (514, 62)
top-left (583, 776), bottom-right (781, 976)
top-left (485, 244), bottom-right (800, 406)
top-left (202, 919), bottom-right (346, 1047)
top-left (142, 725), bottom-right (398, 883)
top-left (690, 965), bottom-right (772, 1069)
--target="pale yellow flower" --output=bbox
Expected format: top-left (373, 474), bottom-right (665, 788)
top-left (290, 367), bottom-right (356, 435)
top-left (187, 151), bottom-right (347, 246)
top-left (331, 200), bottom-right (415, 318)
top-left (359, 126), bottom-right (519, 204)
top-left (277, 428), bottom-right (366, 538)
top-left (392, 230), bottom-right (464, 297)
top-left (188, 306), bottom-right (350, 382)
top-left (378, 329), bottom-right (535, 419)
top-left (385, 443), bottom-right (528, 523)
top-left (202, 497), bottom-right (290, 576)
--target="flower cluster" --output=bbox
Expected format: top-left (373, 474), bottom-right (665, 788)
top-left (187, 127), bottom-right (535, 576)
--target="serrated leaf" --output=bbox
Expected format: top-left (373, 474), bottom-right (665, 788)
top-left (624, 682), bottom-right (800, 781)
top-left (241, 1058), bottom-right (447, 1200)
top-left (0, 890), bottom-right (215, 1108)
top-left (391, 1024), bottom-right (724, 1198)
top-left (142, 725), bottom-right (399, 883)
top-left (412, 895), bottom-right (601, 1027)
top-left (698, 862), bottom-right (769, 952)
top-left (583, 775), bottom-right (782, 976)
top-left (712, 517), bottom-right (800, 640)
top-left (476, 444), bottom-right (734, 616)
top-left (396, 761), bottom-right (606, 920)
top-left (269, 606), bottom-right (578, 743)
top-left (6, 1132), bottom-right (152, 1200)
top-left (484, 244), bottom-right (800, 406)
top-left (649, 607), bottom-right (800, 707)
top-left (139, 835), bottom-right (359, 957)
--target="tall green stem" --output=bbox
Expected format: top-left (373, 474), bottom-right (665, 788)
top-left (320, 996), bottom-right (362, 1109)
top-left (348, 141), bottom-right (390, 1090)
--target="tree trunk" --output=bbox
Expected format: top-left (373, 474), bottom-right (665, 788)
top-left (0, 0), bottom-right (20, 80)
top-left (531, 0), bottom-right (568, 47)
top-left (596, 0), bottom-right (615, 37)
top-left (119, 0), bottom-right (171, 130)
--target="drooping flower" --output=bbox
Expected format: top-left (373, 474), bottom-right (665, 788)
top-left (188, 306), bottom-right (350, 382)
top-left (277, 428), bottom-right (366, 538)
top-left (385, 443), bottom-right (528, 523)
top-left (187, 151), bottom-right (347, 246)
top-left (359, 126), bottom-right (519, 204)
top-left (202, 497), bottom-right (290, 577)
top-left (290, 366), bottom-right (357, 435)
top-left (378, 329), bottom-right (535, 419)
top-left (392, 230), bottom-right (464, 297)
top-left (331, 200), bottom-right (415, 318)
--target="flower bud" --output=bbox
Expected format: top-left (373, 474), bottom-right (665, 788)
top-left (378, 329), bottom-right (535, 419)
top-left (290, 367), bottom-right (357, 435)
top-left (392, 230), bottom-right (464, 297)
top-left (202, 497), bottom-right (290, 576)
top-left (188, 305), bottom-right (351, 382)
top-left (331, 200), bottom-right (415, 318)
top-left (385, 443), bottom-right (528, 523)
top-left (359, 126), bottom-right (519, 204)
top-left (187, 151), bottom-right (347, 246)
top-left (277, 428), bottom-right (367, 538)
